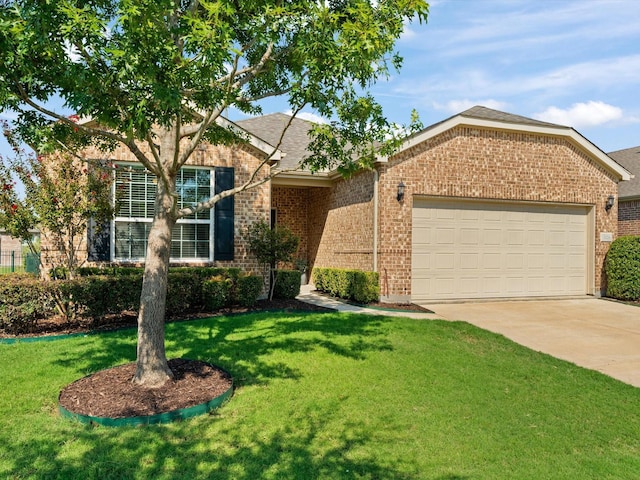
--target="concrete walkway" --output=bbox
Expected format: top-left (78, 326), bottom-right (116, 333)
top-left (296, 285), bottom-right (441, 320)
top-left (427, 298), bottom-right (640, 388)
top-left (296, 287), bottom-right (640, 388)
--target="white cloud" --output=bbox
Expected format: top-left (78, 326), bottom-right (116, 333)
top-left (533, 101), bottom-right (623, 128)
top-left (285, 110), bottom-right (327, 124)
top-left (434, 99), bottom-right (509, 114)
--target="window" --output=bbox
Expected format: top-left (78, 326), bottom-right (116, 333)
top-left (113, 164), bottom-right (213, 261)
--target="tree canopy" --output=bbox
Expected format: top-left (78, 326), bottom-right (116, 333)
top-left (0, 0), bottom-right (428, 387)
top-left (0, 0), bottom-right (427, 176)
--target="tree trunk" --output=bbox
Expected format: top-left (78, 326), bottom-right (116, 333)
top-left (133, 177), bottom-right (176, 387)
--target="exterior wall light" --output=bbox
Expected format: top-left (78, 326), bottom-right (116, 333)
top-left (397, 181), bottom-right (406, 202)
top-left (605, 195), bottom-right (615, 211)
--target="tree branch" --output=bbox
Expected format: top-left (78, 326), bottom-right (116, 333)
top-left (176, 104), bottom-right (306, 219)
top-left (14, 83), bottom-right (129, 146)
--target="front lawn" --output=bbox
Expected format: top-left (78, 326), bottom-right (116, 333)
top-left (1, 311), bottom-right (639, 479)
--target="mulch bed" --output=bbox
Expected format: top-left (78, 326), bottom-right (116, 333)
top-left (59, 358), bottom-right (232, 419)
top-left (7, 297), bottom-right (428, 422)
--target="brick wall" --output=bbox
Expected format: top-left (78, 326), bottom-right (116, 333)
top-left (308, 170), bottom-right (375, 272)
top-left (40, 141), bottom-right (270, 276)
top-left (376, 126), bottom-right (619, 300)
top-left (0, 234), bottom-right (22, 253)
top-left (618, 199), bottom-right (640, 236)
top-left (271, 186), bottom-right (309, 262)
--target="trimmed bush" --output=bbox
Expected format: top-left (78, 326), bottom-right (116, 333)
top-left (166, 272), bottom-right (204, 316)
top-left (234, 274), bottom-right (264, 307)
top-left (351, 271), bottom-right (380, 304)
top-left (606, 236), bottom-right (640, 301)
top-left (273, 270), bottom-right (301, 299)
top-left (0, 267), bottom-right (264, 334)
top-left (312, 267), bottom-right (379, 303)
top-left (202, 276), bottom-right (233, 310)
top-left (0, 274), bottom-right (56, 334)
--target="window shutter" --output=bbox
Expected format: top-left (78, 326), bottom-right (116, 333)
top-left (87, 218), bottom-right (111, 262)
top-left (214, 167), bottom-right (234, 261)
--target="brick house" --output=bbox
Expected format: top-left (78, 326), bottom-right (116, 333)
top-left (74, 105), bottom-right (630, 303)
top-left (608, 146), bottom-right (640, 236)
top-left (245, 106), bottom-right (630, 302)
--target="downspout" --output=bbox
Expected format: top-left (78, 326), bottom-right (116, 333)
top-left (373, 168), bottom-right (379, 272)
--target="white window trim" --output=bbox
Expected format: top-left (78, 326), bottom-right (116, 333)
top-left (111, 162), bottom-right (215, 263)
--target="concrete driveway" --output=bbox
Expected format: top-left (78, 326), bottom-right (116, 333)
top-left (428, 298), bottom-right (640, 388)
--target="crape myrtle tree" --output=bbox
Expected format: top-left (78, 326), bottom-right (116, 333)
top-left (0, 0), bottom-right (428, 387)
top-left (0, 139), bottom-right (115, 280)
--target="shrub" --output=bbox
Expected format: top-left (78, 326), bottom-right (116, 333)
top-left (0, 274), bottom-right (56, 334)
top-left (234, 274), bottom-right (264, 307)
top-left (63, 275), bottom-right (143, 318)
top-left (351, 271), bottom-right (380, 304)
top-left (202, 276), bottom-right (232, 310)
top-left (312, 267), bottom-right (379, 303)
top-left (0, 267), bottom-right (264, 333)
top-left (273, 270), bottom-right (301, 299)
top-left (606, 236), bottom-right (640, 301)
top-left (166, 272), bottom-right (203, 316)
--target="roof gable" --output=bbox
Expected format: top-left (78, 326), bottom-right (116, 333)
top-left (389, 105), bottom-right (631, 182)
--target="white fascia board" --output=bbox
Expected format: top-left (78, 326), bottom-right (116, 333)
top-left (383, 116), bottom-right (632, 182)
top-left (271, 170), bottom-right (333, 187)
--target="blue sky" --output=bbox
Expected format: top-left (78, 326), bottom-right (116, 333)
top-left (378, 0), bottom-right (640, 153)
top-left (269, 0), bottom-right (640, 154)
top-left (2, 0), bottom-right (639, 158)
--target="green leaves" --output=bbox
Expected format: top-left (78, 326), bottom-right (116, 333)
top-left (605, 236), bottom-right (640, 300)
top-left (0, 143), bottom-right (115, 276)
top-left (0, 0), bottom-right (428, 168)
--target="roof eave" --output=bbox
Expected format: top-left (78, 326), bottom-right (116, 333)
top-left (271, 170), bottom-right (333, 187)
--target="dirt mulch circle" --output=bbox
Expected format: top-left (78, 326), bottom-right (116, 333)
top-left (59, 358), bottom-right (232, 420)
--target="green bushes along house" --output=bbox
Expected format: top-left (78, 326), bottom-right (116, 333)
top-left (0, 267), bottom-right (263, 334)
top-left (606, 235), bottom-right (640, 301)
top-left (313, 267), bottom-right (379, 303)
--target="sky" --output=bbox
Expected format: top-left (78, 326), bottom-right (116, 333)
top-left (377, 0), bottom-right (640, 154)
top-left (271, 0), bottom-right (640, 154)
top-left (2, 0), bottom-right (639, 158)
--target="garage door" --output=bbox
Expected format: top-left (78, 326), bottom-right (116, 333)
top-left (411, 198), bottom-right (590, 301)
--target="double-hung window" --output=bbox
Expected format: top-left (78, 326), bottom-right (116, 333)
top-left (113, 164), bottom-right (213, 262)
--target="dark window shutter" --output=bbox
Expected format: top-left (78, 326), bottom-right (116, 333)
top-left (87, 218), bottom-right (111, 262)
top-left (214, 167), bottom-right (234, 261)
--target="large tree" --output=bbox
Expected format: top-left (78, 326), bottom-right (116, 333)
top-left (0, 0), bottom-right (428, 387)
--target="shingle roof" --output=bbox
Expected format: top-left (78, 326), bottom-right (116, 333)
top-left (608, 146), bottom-right (640, 198)
top-left (235, 113), bottom-right (315, 171)
top-left (459, 105), bottom-right (569, 129)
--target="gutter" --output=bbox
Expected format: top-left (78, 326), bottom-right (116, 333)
top-left (373, 168), bottom-right (379, 272)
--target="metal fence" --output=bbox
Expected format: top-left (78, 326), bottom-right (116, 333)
top-left (0, 250), bottom-right (40, 274)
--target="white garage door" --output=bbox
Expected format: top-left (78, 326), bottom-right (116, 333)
top-left (412, 198), bottom-right (590, 301)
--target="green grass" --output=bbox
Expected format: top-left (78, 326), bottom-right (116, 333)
top-left (1, 311), bottom-right (639, 479)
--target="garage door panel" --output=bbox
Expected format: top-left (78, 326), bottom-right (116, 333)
top-left (483, 229), bottom-right (502, 246)
top-left (436, 228), bottom-right (455, 244)
top-left (434, 253), bottom-right (455, 270)
top-left (412, 199), bottom-right (588, 301)
top-left (459, 253), bottom-right (479, 269)
top-left (460, 228), bottom-right (480, 245)
top-left (481, 253), bottom-right (501, 269)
